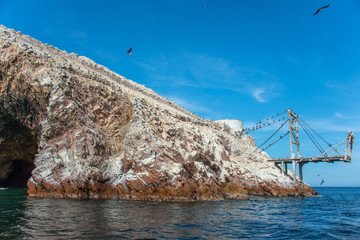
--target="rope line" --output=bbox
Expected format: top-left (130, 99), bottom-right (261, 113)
top-left (298, 119), bottom-right (327, 156)
top-left (298, 118), bottom-right (342, 156)
top-left (254, 119), bottom-right (289, 152)
top-left (298, 118), bottom-right (332, 147)
top-left (262, 131), bottom-right (290, 152)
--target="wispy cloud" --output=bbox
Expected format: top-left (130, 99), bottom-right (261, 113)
top-left (67, 31), bottom-right (87, 40)
top-left (166, 95), bottom-right (213, 115)
top-left (335, 112), bottom-right (346, 119)
top-left (43, 28), bottom-right (88, 46)
top-left (305, 118), bottom-right (360, 133)
top-left (325, 76), bottom-right (360, 96)
top-left (95, 50), bottom-right (120, 63)
top-left (134, 52), bottom-right (282, 103)
top-left (286, 55), bottom-right (299, 65)
top-left (252, 88), bottom-right (266, 103)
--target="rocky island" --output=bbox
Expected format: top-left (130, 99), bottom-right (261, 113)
top-left (0, 25), bottom-right (317, 201)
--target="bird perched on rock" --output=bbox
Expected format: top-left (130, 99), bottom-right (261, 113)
top-left (125, 47), bottom-right (133, 55)
top-left (314, 4), bottom-right (330, 15)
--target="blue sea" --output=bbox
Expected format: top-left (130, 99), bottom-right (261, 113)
top-left (1, 187), bottom-right (359, 239)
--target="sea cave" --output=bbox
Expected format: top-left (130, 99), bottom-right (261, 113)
top-left (0, 115), bottom-right (37, 188)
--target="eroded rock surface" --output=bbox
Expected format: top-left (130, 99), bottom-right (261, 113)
top-left (0, 25), bottom-right (317, 200)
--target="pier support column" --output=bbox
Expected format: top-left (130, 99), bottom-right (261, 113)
top-left (292, 160), bottom-right (296, 184)
top-left (299, 162), bottom-right (304, 181)
top-left (281, 161), bottom-right (284, 175)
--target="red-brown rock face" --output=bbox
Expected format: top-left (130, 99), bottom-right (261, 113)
top-left (0, 25), bottom-right (317, 201)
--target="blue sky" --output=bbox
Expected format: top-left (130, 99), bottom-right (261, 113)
top-left (1, 0), bottom-right (360, 187)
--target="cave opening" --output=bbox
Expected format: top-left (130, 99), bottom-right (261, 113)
top-left (0, 116), bottom-right (37, 188)
top-left (0, 159), bottom-right (35, 188)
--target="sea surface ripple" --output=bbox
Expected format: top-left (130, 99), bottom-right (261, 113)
top-left (1, 187), bottom-right (359, 239)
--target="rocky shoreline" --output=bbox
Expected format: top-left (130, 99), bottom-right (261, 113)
top-left (0, 25), bottom-right (317, 201)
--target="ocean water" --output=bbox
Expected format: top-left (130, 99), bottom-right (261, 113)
top-left (1, 187), bottom-right (359, 239)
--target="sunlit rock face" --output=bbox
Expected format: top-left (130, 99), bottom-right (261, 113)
top-left (0, 25), bottom-right (317, 201)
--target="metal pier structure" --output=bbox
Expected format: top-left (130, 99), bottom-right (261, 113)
top-left (251, 109), bottom-right (355, 184)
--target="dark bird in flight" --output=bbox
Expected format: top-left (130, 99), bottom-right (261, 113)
top-left (125, 47), bottom-right (133, 55)
top-left (314, 4), bottom-right (330, 15)
top-left (320, 179), bottom-right (325, 185)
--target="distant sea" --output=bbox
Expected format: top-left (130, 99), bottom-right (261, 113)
top-left (1, 187), bottom-right (359, 239)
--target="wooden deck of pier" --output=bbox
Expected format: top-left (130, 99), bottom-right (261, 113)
top-left (268, 156), bottom-right (351, 183)
top-left (269, 156), bottom-right (351, 164)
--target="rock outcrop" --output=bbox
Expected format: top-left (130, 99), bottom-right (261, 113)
top-left (0, 25), bottom-right (317, 201)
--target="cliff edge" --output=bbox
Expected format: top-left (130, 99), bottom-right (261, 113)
top-left (0, 25), bottom-right (317, 201)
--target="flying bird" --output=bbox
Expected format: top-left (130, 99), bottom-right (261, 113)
top-left (320, 179), bottom-right (325, 185)
top-left (125, 47), bottom-right (133, 55)
top-left (313, 4), bottom-right (330, 15)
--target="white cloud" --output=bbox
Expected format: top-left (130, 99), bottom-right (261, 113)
top-left (252, 88), bottom-right (266, 103)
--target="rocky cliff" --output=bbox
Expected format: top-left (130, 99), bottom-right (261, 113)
top-left (0, 25), bottom-right (317, 201)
